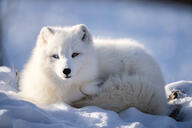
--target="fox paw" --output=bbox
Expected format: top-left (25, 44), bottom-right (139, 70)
top-left (81, 79), bottom-right (104, 96)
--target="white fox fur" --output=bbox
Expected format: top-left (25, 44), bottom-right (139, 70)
top-left (19, 24), bottom-right (168, 115)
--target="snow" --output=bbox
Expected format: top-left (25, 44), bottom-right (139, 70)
top-left (166, 81), bottom-right (192, 122)
top-left (120, 108), bottom-right (177, 128)
top-left (0, 67), bottom-right (192, 128)
top-left (0, 66), bottom-right (18, 92)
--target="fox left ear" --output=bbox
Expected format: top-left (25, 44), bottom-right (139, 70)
top-left (75, 24), bottom-right (92, 43)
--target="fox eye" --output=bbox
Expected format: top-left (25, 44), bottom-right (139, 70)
top-left (72, 53), bottom-right (80, 58)
top-left (52, 54), bottom-right (59, 59)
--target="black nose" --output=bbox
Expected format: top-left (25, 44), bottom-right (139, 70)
top-left (63, 68), bottom-right (71, 75)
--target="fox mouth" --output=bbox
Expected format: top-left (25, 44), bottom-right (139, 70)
top-left (65, 75), bottom-right (71, 79)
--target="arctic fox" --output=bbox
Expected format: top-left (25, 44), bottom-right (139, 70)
top-left (19, 24), bottom-right (168, 115)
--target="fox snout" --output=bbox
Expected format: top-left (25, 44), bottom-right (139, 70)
top-left (63, 68), bottom-right (71, 78)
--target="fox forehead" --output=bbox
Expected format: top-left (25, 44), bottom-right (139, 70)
top-left (52, 30), bottom-right (77, 45)
top-left (46, 31), bottom-right (86, 56)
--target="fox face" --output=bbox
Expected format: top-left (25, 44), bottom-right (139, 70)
top-left (37, 24), bottom-right (97, 83)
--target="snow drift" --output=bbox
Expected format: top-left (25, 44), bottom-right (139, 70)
top-left (0, 66), bottom-right (192, 128)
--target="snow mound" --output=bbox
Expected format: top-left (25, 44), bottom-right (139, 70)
top-left (0, 66), bottom-right (192, 128)
top-left (166, 81), bottom-right (192, 97)
top-left (166, 81), bottom-right (192, 122)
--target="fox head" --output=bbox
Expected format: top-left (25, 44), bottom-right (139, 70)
top-left (35, 24), bottom-right (98, 84)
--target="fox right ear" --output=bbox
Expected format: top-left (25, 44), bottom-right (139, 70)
top-left (74, 24), bottom-right (92, 44)
top-left (38, 27), bottom-right (55, 45)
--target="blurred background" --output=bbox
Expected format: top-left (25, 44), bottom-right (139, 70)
top-left (0, 0), bottom-right (192, 83)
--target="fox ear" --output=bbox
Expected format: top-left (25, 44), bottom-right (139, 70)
top-left (75, 24), bottom-right (92, 43)
top-left (38, 27), bottom-right (55, 44)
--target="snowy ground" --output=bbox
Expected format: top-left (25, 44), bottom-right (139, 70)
top-left (0, 67), bottom-right (192, 128)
